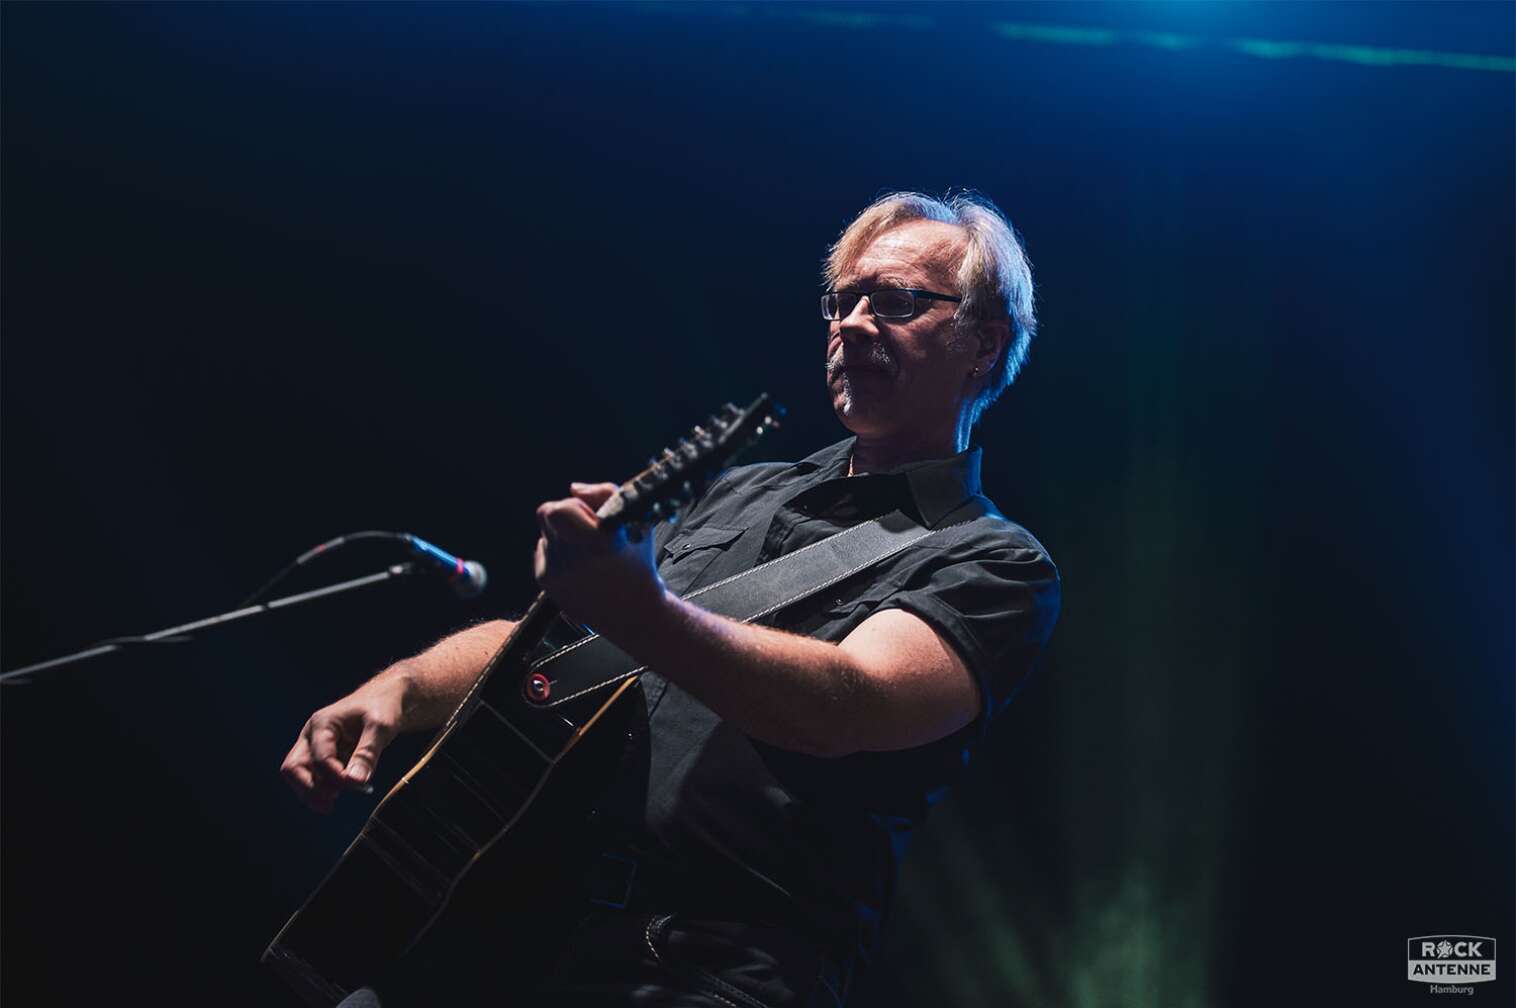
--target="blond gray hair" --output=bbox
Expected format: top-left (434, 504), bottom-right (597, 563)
top-left (824, 191), bottom-right (1036, 428)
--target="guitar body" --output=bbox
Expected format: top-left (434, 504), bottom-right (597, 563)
top-left (264, 396), bottom-right (780, 1006)
top-left (264, 661), bottom-right (645, 1006)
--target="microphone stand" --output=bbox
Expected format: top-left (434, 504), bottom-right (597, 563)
top-left (1, 562), bottom-right (421, 685)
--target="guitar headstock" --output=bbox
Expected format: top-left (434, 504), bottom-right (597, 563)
top-left (599, 394), bottom-right (784, 535)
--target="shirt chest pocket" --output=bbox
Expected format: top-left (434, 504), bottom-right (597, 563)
top-left (658, 524), bottom-right (745, 594)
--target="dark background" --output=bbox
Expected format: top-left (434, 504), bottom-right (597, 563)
top-left (3, 3), bottom-right (1511, 1005)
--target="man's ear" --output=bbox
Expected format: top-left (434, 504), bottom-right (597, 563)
top-left (975, 319), bottom-right (1010, 372)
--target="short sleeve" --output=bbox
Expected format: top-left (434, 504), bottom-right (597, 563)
top-left (877, 539), bottom-right (1061, 735)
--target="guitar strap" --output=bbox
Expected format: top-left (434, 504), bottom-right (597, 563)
top-left (529, 501), bottom-right (985, 708)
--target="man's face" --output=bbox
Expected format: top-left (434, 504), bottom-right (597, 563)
top-left (826, 220), bottom-right (981, 444)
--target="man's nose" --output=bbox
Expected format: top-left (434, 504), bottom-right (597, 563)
top-left (837, 294), bottom-right (877, 343)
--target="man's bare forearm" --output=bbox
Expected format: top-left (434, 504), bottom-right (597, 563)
top-left (602, 590), bottom-right (871, 757)
top-left (377, 619), bottom-right (516, 732)
top-left (282, 618), bottom-right (519, 808)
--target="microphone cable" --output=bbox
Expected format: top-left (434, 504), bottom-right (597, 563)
top-left (239, 530), bottom-right (410, 607)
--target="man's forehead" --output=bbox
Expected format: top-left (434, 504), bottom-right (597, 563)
top-left (840, 220), bottom-right (967, 286)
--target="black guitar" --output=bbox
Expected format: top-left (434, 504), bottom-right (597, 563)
top-left (263, 396), bottom-right (782, 1006)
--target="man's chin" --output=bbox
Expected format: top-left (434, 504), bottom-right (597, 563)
top-left (832, 389), bottom-right (893, 430)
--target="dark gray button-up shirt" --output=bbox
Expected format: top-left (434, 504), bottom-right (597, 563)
top-left (629, 436), bottom-right (1060, 957)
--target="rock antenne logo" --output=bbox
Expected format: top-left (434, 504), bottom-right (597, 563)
top-left (1407, 935), bottom-right (1497, 984)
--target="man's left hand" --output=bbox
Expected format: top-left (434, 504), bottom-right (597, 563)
top-left (533, 482), bottom-right (668, 637)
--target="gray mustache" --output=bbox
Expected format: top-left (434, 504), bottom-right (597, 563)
top-left (826, 344), bottom-right (896, 379)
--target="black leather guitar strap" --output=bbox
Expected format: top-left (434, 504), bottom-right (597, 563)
top-left (528, 507), bottom-right (961, 708)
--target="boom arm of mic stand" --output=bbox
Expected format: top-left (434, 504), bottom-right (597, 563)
top-left (0, 562), bottom-right (423, 685)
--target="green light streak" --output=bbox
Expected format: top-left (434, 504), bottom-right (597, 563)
top-left (927, 807), bottom-right (1055, 1004)
top-left (990, 21), bottom-right (1119, 47)
top-left (1230, 36), bottom-right (1516, 72)
top-left (1229, 37), bottom-right (1307, 61)
top-left (1130, 30), bottom-right (1203, 52)
top-left (654, 5), bottom-right (1516, 74)
top-left (989, 20), bottom-right (1516, 73)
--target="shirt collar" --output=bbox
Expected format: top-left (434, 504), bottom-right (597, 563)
top-left (790, 436), bottom-right (983, 527)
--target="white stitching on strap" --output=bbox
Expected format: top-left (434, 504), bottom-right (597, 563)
top-left (642, 914), bottom-right (777, 1008)
top-left (529, 521), bottom-right (895, 671)
top-left (644, 913), bottom-right (671, 962)
top-left (532, 509), bottom-right (979, 707)
top-left (534, 522), bottom-right (942, 707)
top-left (744, 526), bottom-right (938, 622)
top-left (537, 518), bottom-right (943, 675)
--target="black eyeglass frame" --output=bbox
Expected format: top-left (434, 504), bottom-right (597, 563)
top-left (821, 287), bottom-right (963, 321)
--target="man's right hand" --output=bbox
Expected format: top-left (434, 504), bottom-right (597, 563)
top-left (281, 676), bottom-right (407, 814)
top-left (278, 618), bottom-right (517, 814)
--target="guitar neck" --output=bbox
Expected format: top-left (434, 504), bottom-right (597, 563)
top-left (425, 394), bottom-right (781, 744)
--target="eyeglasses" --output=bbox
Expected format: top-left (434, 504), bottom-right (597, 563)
top-left (821, 287), bottom-right (962, 321)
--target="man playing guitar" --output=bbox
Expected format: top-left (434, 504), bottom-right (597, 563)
top-left (281, 191), bottom-right (1060, 1007)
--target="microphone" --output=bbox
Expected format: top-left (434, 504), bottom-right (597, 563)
top-left (404, 534), bottom-right (489, 599)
